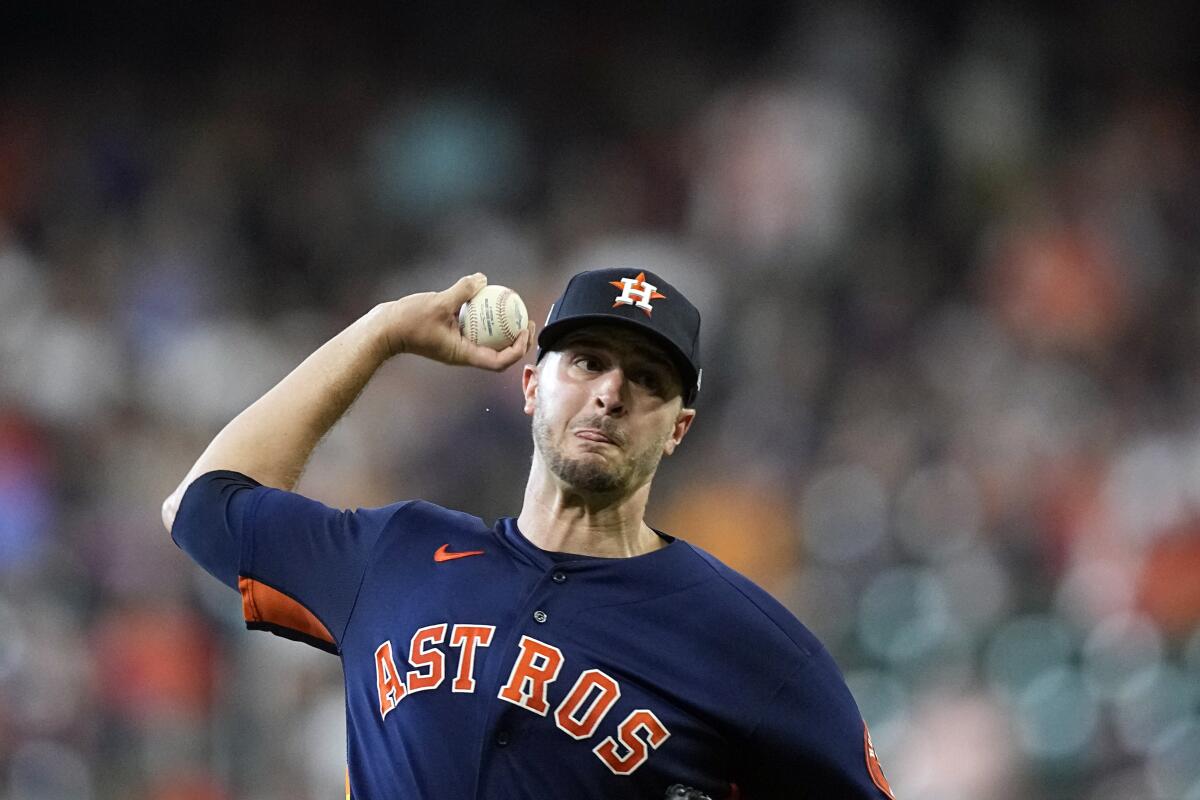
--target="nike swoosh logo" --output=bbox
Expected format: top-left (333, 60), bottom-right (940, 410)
top-left (434, 544), bottom-right (485, 562)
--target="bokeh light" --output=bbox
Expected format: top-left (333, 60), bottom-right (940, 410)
top-left (800, 464), bottom-right (888, 564)
top-left (1147, 718), bottom-right (1200, 800)
top-left (1014, 666), bottom-right (1099, 761)
top-left (1112, 664), bottom-right (1198, 755)
top-left (858, 567), bottom-right (953, 666)
top-left (985, 614), bottom-right (1075, 699)
top-left (1082, 612), bottom-right (1164, 699)
top-left (893, 462), bottom-right (982, 562)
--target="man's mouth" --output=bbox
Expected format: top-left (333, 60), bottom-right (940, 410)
top-left (575, 428), bottom-right (618, 445)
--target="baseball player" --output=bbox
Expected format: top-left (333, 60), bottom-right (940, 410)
top-left (163, 268), bottom-right (896, 799)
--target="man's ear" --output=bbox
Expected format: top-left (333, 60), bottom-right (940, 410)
top-left (663, 407), bottom-right (696, 456)
top-left (522, 363), bottom-right (539, 416)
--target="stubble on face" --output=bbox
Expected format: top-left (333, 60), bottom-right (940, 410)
top-left (531, 394), bottom-right (672, 496)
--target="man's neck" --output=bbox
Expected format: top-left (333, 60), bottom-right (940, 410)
top-left (516, 460), bottom-right (666, 558)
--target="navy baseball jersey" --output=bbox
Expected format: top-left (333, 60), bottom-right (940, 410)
top-left (173, 470), bottom-right (896, 799)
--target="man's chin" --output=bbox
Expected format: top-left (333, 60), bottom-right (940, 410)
top-left (553, 459), bottom-right (626, 495)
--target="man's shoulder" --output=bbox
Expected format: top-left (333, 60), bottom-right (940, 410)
top-left (677, 541), bottom-right (827, 661)
top-left (381, 499), bottom-right (493, 538)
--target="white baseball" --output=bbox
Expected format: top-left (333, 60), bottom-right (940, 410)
top-left (458, 284), bottom-right (528, 350)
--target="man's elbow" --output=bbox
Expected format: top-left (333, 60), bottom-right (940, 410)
top-left (161, 492), bottom-right (179, 534)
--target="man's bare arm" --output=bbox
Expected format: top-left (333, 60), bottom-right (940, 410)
top-left (161, 273), bottom-right (533, 533)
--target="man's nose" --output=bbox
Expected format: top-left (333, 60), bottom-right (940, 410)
top-left (592, 368), bottom-right (627, 414)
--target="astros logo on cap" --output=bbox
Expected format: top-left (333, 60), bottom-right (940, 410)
top-left (610, 272), bottom-right (666, 317)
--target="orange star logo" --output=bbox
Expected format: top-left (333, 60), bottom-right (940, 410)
top-left (610, 272), bottom-right (666, 317)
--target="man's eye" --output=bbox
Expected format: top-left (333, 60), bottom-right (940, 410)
top-left (632, 371), bottom-right (660, 390)
top-left (575, 355), bottom-right (603, 371)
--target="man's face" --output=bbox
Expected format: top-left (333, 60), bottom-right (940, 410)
top-left (522, 325), bottom-right (696, 496)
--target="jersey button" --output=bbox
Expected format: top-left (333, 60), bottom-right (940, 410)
top-left (533, 610), bottom-right (548, 624)
top-left (552, 571), bottom-right (567, 584)
top-left (495, 730), bottom-right (510, 747)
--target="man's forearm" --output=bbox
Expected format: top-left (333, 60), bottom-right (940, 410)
top-left (162, 303), bottom-right (392, 530)
top-left (161, 274), bottom-right (534, 534)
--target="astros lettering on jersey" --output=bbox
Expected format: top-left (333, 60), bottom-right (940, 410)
top-left (174, 473), bottom-right (896, 798)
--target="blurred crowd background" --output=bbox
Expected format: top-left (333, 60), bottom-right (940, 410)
top-left (2, 3), bottom-right (1200, 799)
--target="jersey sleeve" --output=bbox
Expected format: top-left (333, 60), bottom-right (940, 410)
top-left (171, 470), bottom-right (406, 654)
top-left (735, 655), bottom-right (897, 799)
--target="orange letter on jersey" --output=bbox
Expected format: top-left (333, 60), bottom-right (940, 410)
top-left (406, 623), bottom-right (448, 693)
top-left (497, 635), bottom-right (564, 716)
top-left (449, 624), bottom-right (495, 693)
top-left (554, 669), bottom-right (621, 740)
top-left (375, 640), bottom-right (406, 720)
top-left (593, 709), bottom-right (670, 775)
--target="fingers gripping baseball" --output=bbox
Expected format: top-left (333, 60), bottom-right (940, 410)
top-left (441, 273), bottom-right (488, 311)
top-left (383, 274), bottom-right (533, 370)
top-left (459, 319), bottom-right (536, 371)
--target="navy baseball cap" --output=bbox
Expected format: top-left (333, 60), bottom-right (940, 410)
top-left (536, 269), bottom-right (702, 405)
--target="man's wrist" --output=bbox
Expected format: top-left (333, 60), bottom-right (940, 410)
top-left (362, 302), bottom-right (405, 361)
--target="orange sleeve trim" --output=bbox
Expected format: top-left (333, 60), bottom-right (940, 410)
top-left (864, 721), bottom-right (896, 799)
top-left (238, 576), bottom-right (335, 647)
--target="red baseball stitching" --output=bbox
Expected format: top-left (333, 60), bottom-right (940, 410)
top-left (462, 304), bottom-right (480, 344)
top-left (497, 289), bottom-right (517, 343)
